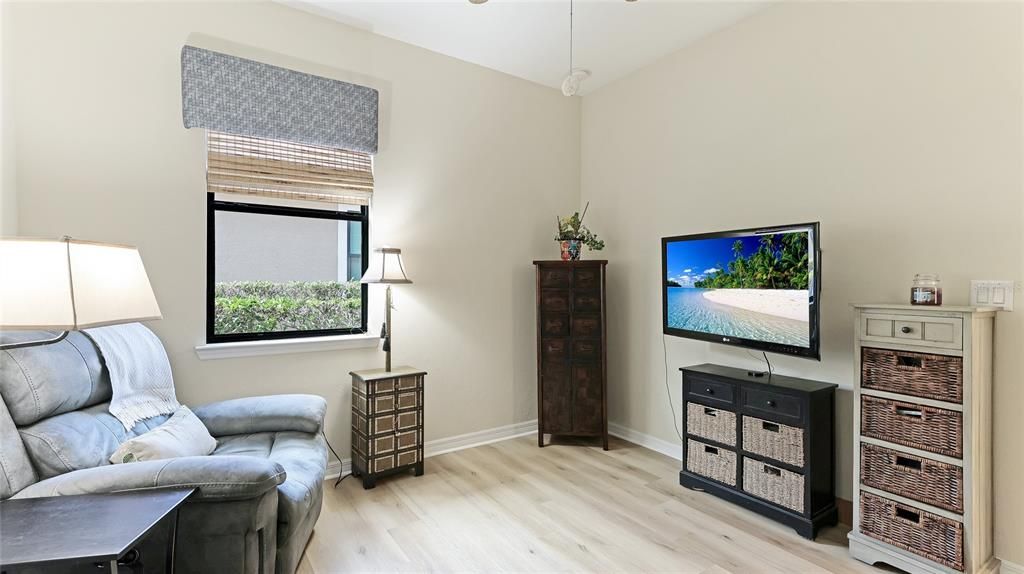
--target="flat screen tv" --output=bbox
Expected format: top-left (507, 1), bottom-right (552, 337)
top-left (661, 222), bottom-right (821, 360)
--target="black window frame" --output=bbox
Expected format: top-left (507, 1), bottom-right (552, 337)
top-left (206, 194), bottom-right (369, 344)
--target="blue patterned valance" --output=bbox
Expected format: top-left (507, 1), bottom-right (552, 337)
top-left (181, 46), bottom-right (378, 154)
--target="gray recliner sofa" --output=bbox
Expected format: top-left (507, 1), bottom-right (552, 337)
top-left (0, 330), bottom-right (328, 574)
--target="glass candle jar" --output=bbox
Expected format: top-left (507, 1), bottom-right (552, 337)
top-left (911, 273), bottom-right (943, 306)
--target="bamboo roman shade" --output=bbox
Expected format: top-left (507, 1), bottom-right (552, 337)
top-left (207, 131), bottom-right (373, 205)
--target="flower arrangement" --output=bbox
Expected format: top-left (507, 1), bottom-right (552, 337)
top-left (555, 202), bottom-right (604, 260)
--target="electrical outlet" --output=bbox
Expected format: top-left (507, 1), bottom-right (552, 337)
top-left (970, 280), bottom-right (1014, 311)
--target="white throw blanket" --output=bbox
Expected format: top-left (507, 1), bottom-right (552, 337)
top-left (84, 323), bottom-right (180, 430)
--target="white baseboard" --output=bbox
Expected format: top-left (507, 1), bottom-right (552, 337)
top-left (325, 419), bottom-right (538, 479)
top-left (608, 422), bottom-right (682, 461)
top-left (1000, 559), bottom-right (1024, 574)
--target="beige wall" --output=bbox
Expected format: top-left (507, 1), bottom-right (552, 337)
top-left (580, 1), bottom-right (1023, 563)
top-left (0, 3), bottom-right (15, 236)
top-left (4, 1), bottom-right (579, 461)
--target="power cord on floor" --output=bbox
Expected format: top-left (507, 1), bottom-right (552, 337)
top-left (323, 431), bottom-right (352, 488)
top-left (663, 334), bottom-right (684, 442)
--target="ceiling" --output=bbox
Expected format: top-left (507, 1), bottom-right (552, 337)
top-left (285, 1), bottom-right (769, 95)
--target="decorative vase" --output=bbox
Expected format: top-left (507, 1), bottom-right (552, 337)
top-left (559, 239), bottom-right (582, 261)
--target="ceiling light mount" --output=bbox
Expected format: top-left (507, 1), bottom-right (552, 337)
top-left (561, 68), bottom-right (591, 97)
top-left (561, 0), bottom-right (588, 97)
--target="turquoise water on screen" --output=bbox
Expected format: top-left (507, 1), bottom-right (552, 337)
top-left (666, 287), bottom-right (809, 347)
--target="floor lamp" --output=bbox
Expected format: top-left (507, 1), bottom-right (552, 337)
top-left (360, 247), bottom-right (412, 372)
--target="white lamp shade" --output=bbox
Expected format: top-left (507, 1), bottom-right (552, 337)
top-left (0, 238), bottom-right (162, 330)
top-left (360, 247), bottom-right (411, 284)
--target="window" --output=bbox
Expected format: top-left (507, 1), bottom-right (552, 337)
top-left (206, 132), bottom-right (371, 343)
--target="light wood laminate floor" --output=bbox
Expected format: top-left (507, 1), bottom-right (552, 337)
top-left (298, 436), bottom-right (883, 573)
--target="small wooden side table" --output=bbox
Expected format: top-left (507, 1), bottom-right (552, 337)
top-left (349, 366), bottom-right (425, 489)
top-left (0, 488), bottom-right (194, 573)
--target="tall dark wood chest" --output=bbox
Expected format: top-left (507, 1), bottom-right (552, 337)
top-left (533, 260), bottom-right (608, 450)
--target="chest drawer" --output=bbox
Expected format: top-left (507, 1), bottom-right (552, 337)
top-left (686, 377), bottom-right (735, 406)
top-left (860, 442), bottom-right (963, 513)
top-left (742, 415), bottom-right (805, 467)
top-left (861, 347), bottom-right (963, 404)
top-left (540, 290), bottom-right (570, 313)
top-left (861, 396), bottom-right (962, 458)
top-left (571, 339), bottom-right (601, 363)
top-left (860, 313), bottom-right (962, 350)
top-left (539, 267), bottom-right (571, 288)
top-left (573, 267), bottom-right (601, 290)
top-left (743, 387), bottom-right (803, 425)
top-left (541, 314), bottom-right (569, 337)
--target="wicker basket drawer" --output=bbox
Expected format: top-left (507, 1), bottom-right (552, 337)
top-left (742, 416), bottom-right (804, 467)
top-left (861, 443), bottom-right (963, 513)
top-left (742, 458), bottom-right (805, 514)
top-left (860, 492), bottom-right (964, 571)
top-left (686, 402), bottom-right (736, 446)
top-left (862, 347), bottom-right (963, 404)
top-left (686, 439), bottom-right (736, 486)
top-left (861, 396), bottom-right (962, 458)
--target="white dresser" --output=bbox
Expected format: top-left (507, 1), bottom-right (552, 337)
top-left (849, 304), bottom-right (998, 574)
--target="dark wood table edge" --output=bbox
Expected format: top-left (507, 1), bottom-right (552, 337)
top-left (0, 487), bottom-right (196, 570)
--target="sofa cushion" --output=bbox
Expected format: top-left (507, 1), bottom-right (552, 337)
top-left (111, 406), bottom-right (216, 464)
top-left (213, 431), bottom-right (327, 545)
top-left (0, 331), bottom-right (111, 426)
top-left (0, 396), bottom-right (37, 498)
top-left (19, 402), bottom-right (169, 479)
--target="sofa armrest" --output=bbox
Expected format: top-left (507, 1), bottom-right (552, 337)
top-left (12, 455), bottom-right (285, 502)
top-left (193, 394), bottom-right (326, 437)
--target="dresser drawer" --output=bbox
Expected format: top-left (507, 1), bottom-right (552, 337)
top-left (686, 402), bottom-right (737, 447)
top-left (686, 439), bottom-right (736, 487)
top-left (861, 347), bottom-right (963, 404)
top-left (686, 377), bottom-right (735, 406)
top-left (573, 291), bottom-right (602, 313)
top-left (860, 442), bottom-right (963, 513)
top-left (742, 415), bottom-right (805, 467)
top-left (743, 458), bottom-right (805, 514)
top-left (540, 290), bottom-right (570, 312)
top-left (743, 388), bottom-right (803, 425)
top-left (860, 492), bottom-right (964, 572)
top-left (541, 314), bottom-right (569, 337)
top-left (860, 313), bottom-right (962, 350)
top-left (541, 338), bottom-right (569, 362)
top-left (573, 267), bottom-right (601, 290)
top-left (861, 396), bottom-right (962, 458)
top-left (571, 315), bottom-right (601, 338)
top-left (539, 266), bottom-right (571, 288)
top-left (571, 339), bottom-right (601, 363)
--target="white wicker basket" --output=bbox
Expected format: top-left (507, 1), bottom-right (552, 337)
top-left (742, 457), bottom-right (804, 513)
top-left (686, 402), bottom-right (737, 446)
top-left (686, 439), bottom-right (736, 486)
top-left (742, 415), bottom-right (804, 467)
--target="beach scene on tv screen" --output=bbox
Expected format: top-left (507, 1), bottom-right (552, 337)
top-left (665, 231), bottom-right (811, 348)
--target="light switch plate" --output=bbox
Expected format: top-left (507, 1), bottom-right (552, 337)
top-left (970, 280), bottom-right (1015, 311)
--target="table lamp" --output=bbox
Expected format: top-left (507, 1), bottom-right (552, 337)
top-left (0, 237), bottom-right (162, 350)
top-left (360, 247), bottom-right (411, 372)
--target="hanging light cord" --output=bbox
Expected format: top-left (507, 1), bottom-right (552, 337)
top-left (568, 0), bottom-right (574, 74)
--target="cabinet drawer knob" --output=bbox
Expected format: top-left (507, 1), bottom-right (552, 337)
top-left (705, 388), bottom-right (714, 394)
top-left (900, 326), bottom-right (912, 334)
top-left (765, 400), bottom-right (776, 407)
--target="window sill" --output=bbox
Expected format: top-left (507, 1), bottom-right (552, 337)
top-left (195, 333), bottom-right (379, 360)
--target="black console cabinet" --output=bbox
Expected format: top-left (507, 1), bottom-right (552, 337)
top-left (679, 364), bottom-right (838, 539)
